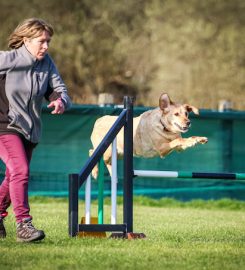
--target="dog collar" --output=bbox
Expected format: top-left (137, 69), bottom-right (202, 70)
top-left (160, 119), bottom-right (170, 132)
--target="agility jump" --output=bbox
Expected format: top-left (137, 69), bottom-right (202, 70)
top-left (69, 96), bottom-right (142, 238)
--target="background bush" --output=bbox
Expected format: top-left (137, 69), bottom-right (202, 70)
top-left (0, 0), bottom-right (244, 109)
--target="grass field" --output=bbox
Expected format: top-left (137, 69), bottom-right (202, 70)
top-left (0, 197), bottom-right (245, 270)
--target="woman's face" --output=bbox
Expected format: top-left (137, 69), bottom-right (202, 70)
top-left (24, 30), bottom-right (51, 60)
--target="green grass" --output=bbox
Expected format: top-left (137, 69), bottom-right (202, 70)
top-left (1, 197), bottom-right (245, 270)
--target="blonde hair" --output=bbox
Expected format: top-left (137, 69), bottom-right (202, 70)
top-left (8, 18), bottom-right (54, 49)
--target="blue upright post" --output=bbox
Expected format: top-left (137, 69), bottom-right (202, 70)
top-left (123, 96), bottom-right (134, 233)
top-left (69, 173), bottom-right (79, 237)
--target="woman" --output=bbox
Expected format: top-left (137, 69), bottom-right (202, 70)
top-left (0, 18), bottom-right (72, 242)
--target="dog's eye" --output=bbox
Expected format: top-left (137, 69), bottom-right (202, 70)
top-left (174, 113), bottom-right (179, 116)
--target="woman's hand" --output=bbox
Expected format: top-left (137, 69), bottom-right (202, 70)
top-left (47, 98), bottom-right (65, 114)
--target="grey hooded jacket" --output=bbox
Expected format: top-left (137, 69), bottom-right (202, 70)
top-left (0, 45), bottom-right (72, 143)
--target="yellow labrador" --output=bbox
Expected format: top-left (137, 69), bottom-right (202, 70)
top-left (90, 93), bottom-right (208, 178)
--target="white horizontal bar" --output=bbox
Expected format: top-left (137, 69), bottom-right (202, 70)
top-left (134, 170), bottom-right (178, 178)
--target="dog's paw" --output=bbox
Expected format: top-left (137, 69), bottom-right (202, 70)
top-left (181, 136), bottom-right (208, 149)
top-left (193, 136), bottom-right (208, 144)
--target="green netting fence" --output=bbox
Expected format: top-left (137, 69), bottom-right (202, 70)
top-left (0, 104), bottom-right (245, 200)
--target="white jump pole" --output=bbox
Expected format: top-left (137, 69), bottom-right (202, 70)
top-left (111, 138), bottom-right (118, 224)
top-left (134, 170), bottom-right (178, 178)
top-left (85, 174), bottom-right (91, 224)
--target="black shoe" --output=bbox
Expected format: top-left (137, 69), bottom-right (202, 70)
top-left (17, 217), bottom-right (45, 242)
top-left (0, 218), bottom-right (6, 238)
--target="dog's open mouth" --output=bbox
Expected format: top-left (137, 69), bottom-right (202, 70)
top-left (174, 122), bottom-right (189, 132)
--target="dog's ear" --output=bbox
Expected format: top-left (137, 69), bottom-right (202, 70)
top-left (159, 93), bottom-right (173, 112)
top-left (184, 104), bottom-right (199, 115)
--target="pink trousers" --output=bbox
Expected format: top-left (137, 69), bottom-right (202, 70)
top-left (0, 134), bottom-right (35, 223)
